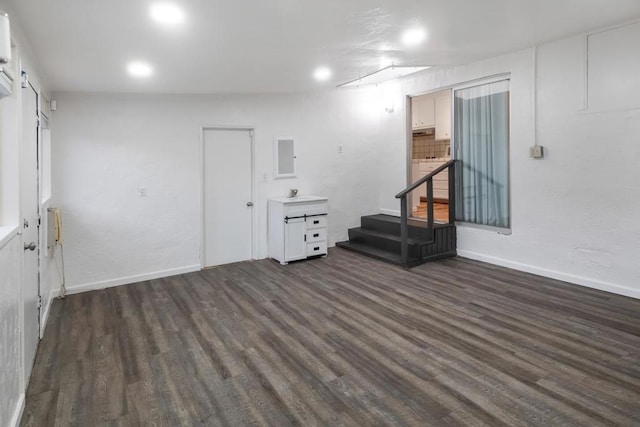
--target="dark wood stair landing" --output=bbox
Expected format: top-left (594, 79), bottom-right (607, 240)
top-left (336, 214), bottom-right (456, 267)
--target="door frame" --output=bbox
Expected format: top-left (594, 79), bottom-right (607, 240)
top-left (198, 125), bottom-right (257, 268)
top-left (405, 88), bottom-right (453, 220)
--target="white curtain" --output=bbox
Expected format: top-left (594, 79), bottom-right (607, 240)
top-left (454, 80), bottom-right (510, 228)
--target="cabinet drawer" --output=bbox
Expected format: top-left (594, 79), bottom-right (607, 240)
top-left (306, 242), bottom-right (327, 257)
top-left (306, 216), bottom-right (327, 229)
top-left (284, 201), bottom-right (328, 217)
top-left (306, 228), bottom-right (326, 243)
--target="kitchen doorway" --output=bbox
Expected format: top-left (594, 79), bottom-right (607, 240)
top-left (408, 89), bottom-right (452, 222)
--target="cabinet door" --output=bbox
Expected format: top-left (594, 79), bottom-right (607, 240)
top-left (284, 218), bottom-right (307, 262)
top-left (420, 97), bottom-right (436, 128)
top-left (435, 94), bottom-right (451, 140)
top-left (411, 98), bottom-right (421, 129)
top-left (412, 96), bottom-right (435, 129)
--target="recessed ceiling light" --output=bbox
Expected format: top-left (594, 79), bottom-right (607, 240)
top-left (150, 3), bottom-right (185, 25)
top-left (313, 67), bottom-right (332, 82)
top-left (127, 61), bottom-right (154, 78)
top-left (401, 28), bottom-right (427, 46)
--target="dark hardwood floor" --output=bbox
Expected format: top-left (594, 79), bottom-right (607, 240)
top-left (22, 248), bottom-right (640, 426)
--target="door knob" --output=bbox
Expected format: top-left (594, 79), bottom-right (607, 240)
top-left (246, 202), bottom-right (254, 207)
top-left (24, 242), bottom-right (36, 251)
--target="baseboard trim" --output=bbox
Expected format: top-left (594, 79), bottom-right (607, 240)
top-left (9, 393), bottom-right (25, 427)
top-left (39, 288), bottom-right (57, 338)
top-left (457, 250), bottom-right (640, 300)
top-left (379, 209), bottom-right (400, 217)
top-left (57, 265), bottom-right (202, 296)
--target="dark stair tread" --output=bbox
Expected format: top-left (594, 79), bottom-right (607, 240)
top-left (349, 227), bottom-right (431, 245)
top-left (335, 241), bottom-right (422, 267)
top-left (362, 214), bottom-right (451, 229)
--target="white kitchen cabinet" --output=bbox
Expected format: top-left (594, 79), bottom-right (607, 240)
top-left (268, 196), bottom-right (328, 265)
top-left (411, 160), bottom-right (450, 212)
top-left (411, 96), bottom-right (435, 130)
top-left (435, 93), bottom-right (451, 140)
top-left (426, 161), bottom-right (450, 200)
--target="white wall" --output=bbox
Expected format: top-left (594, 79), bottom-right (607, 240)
top-left (377, 26), bottom-right (640, 298)
top-left (52, 22), bottom-right (640, 301)
top-left (51, 89), bottom-right (384, 292)
top-left (0, 237), bottom-right (22, 427)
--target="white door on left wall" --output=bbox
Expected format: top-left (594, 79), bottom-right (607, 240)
top-left (21, 83), bottom-right (40, 384)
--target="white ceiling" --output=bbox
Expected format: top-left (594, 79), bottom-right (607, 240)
top-left (7, 0), bottom-right (640, 94)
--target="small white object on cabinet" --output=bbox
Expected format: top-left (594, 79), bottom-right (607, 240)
top-left (268, 196), bottom-right (328, 265)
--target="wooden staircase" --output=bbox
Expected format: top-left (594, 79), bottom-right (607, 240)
top-left (336, 214), bottom-right (456, 267)
top-left (337, 160), bottom-right (458, 268)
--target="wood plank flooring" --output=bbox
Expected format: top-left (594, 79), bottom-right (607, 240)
top-left (22, 248), bottom-right (640, 426)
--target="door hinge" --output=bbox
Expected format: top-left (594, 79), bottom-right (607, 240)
top-left (37, 295), bottom-right (42, 310)
top-left (37, 216), bottom-right (42, 227)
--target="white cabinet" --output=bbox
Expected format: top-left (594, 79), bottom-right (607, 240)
top-left (435, 94), bottom-right (451, 140)
top-left (412, 92), bottom-right (451, 137)
top-left (425, 161), bottom-right (450, 201)
top-left (268, 196), bottom-right (328, 265)
top-left (411, 96), bottom-right (435, 130)
top-left (411, 160), bottom-right (450, 212)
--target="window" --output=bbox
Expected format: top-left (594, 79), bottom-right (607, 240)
top-left (454, 79), bottom-right (510, 229)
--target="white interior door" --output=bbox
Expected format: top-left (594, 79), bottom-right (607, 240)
top-left (203, 128), bottom-right (253, 267)
top-left (21, 84), bottom-right (40, 383)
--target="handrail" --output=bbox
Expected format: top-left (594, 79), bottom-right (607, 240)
top-left (394, 159), bottom-right (457, 266)
top-left (395, 159), bottom-right (456, 199)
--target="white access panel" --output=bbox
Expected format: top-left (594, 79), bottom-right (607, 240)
top-left (588, 22), bottom-right (640, 111)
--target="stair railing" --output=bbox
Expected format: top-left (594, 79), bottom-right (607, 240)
top-left (394, 159), bottom-right (457, 265)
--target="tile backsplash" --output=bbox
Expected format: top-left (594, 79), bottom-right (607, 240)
top-left (413, 135), bottom-right (450, 159)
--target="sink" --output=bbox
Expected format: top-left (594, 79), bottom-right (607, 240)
top-left (282, 195), bottom-right (328, 203)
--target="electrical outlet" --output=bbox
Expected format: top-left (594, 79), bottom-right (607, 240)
top-left (337, 144), bottom-right (343, 154)
top-left (529, 145), bottom-right (544, 159)
top-left (138, 186), bottom-right (147, 197)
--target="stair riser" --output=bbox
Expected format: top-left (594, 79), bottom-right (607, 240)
top-left (348, 229), bottom-right (422, 258)
top-left (360, 217), bottom-right (431, 239)
top-left (339, 214), bottom-right (457, 267)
